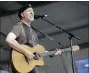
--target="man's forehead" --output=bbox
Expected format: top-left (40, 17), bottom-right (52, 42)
top-left (25, 7), bottom-right (33, 11)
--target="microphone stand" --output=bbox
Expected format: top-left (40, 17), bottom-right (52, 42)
top-left (40, 17), bottom-right (80, 73)
top-left (32, 26), bottom-right (64, 46)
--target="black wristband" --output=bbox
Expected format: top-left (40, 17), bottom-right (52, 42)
top-left (49, 55), bottom-right (54, 58)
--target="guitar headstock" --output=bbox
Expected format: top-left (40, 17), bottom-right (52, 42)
top-left (72, 45), bottom-right (80, 51)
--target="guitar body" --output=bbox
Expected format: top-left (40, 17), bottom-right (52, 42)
top-left (12, 44), bottom-right (80, 73)
top-left (12, 44), bottom-right (46, 73)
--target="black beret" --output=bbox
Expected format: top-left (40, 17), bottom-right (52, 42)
top-left (18, 4), bottom-right (32, 19)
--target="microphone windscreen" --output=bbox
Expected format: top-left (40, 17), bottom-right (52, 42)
top-left (34, 15), bottom-right (39, 19)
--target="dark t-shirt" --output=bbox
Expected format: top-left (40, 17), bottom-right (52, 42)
top-left (11, 22), bottom-right (39, 47)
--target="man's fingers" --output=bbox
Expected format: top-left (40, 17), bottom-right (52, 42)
top-left (55, 49), bottom-right (62, 55)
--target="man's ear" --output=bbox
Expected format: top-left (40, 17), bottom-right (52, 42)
top-left (21, 12), bottom-right (24, 18)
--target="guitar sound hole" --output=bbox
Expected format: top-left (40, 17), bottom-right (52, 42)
top-left (33, 52), bottom-right (40, 60)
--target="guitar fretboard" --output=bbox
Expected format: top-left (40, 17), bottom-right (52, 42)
top-left (40, 47), bottom-right (72, 57)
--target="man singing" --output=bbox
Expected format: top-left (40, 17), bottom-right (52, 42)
top-left (6, 4), bottom-right (61, 73)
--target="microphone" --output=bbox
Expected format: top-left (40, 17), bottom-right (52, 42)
top-left (34, 14), bottom-right (48, 19)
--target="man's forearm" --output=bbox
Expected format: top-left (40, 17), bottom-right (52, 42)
top-left (6, 39), bottom-right (28, 55)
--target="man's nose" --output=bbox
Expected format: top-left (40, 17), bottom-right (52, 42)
top-left (30, 13), bottom-right (33, 14)
top-left (30, 12), bottom-right (34, 14)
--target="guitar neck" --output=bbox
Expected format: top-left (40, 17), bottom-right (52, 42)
top-left (40, 51), bottom-right (56, 57)
top-left (40, 47), bottom-right (72, 57)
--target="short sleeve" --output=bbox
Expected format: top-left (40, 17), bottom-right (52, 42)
top-left (11, 24), bottom-right (22, 38)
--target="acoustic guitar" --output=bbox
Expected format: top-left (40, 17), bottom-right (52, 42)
top-left (12, 44), bottom-right (80, 73)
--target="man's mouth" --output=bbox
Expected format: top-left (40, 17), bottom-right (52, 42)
top-left (30, 15), bottom-right (34, 18)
